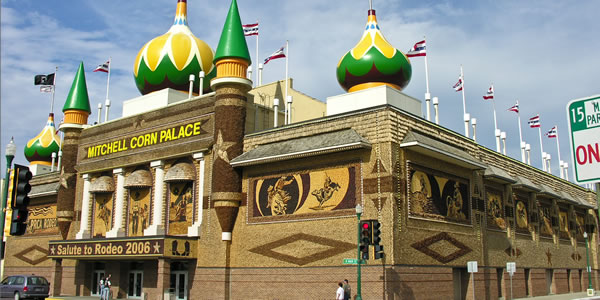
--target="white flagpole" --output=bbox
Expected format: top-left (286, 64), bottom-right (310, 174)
top-left (516, 100), bottom-right (525, 162)
top-left (256, 20), bottom-right (259, 87)
top-left (537, 124), bottom-right (545, 170)
top-left (50, 66), bottom-right (58, 114)
top-left (424, 36), bottom-right (431, 121)
top-left (554, 126), bottom-right (563, 178)
top-left (460, 65), bottom-right (469, 137)
top-left (106, 57), bottom-right (111, 101)
top-left (491, 84), bottom-right (500, 152)
top-left (284, 40), bottom-right (289, 124)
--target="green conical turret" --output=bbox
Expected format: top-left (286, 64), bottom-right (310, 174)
top-left (62, 62), bottom-right (91, 113)
top-left (214, 0), bottom-right (251, 64)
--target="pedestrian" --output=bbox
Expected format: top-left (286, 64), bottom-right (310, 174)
top-left (336, 282), bottom-right (345, 300)
top-left (102, 274), bottom-right (112, 300)
top-left (98, 276), bottom-right (105, 300)
top-left (343, 279), bottom-right (351, 300)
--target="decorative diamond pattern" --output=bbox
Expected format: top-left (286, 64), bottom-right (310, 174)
top-left (411, 232), bottom-right (472, 264)
top-left (14, 245), bottom-right (49, 265)
top-left (249, 233), bottom-right (355, 266)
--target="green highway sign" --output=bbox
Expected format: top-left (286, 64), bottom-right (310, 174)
top-left (567, 95), bottom-right (600, 183)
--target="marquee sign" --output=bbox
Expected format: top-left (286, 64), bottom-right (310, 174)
top-left (85, 119), bottom-right (209, 159)
top-left (567, 95), bottom-right (600, 183)
top-left (48, 237), bottom-right (197, 259)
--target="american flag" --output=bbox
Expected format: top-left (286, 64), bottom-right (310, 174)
top-left (545, 126), bottom-right (557, 138)
top-left (528, 115), bottom-right (541, 128)
top-left (264, 46), bottom-right (286, 64)
top-left (483, 85), bottom-right (494, 100)
top-left (453, 76), bottom-right (463, 92)
top-left (406, 40), bottom-right (426, 57)
top-left (508, 102), bottom-right (519, 113)
top-left (94, 60), bottom-right (110, 73)
top-left (243, 23), bottom-right (259, 36)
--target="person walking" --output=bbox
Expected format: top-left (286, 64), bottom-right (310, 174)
top-left (343, 279), bottom-right (351, 300)
top-left (102, 274), bottom-right (112, 300)
top-left (336, 282), bottom-right (345, 300)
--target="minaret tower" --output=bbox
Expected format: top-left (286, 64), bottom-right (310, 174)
top-left (57, 62), bottom-right (91, 239)
top-left (210, 0), bottom-right (252, 241)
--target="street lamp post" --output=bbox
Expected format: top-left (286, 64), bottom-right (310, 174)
top-left (1, 138), bottom-right (17, 276)
top-left (355, 204), bottom-right (363, 300)
top-left (584, 232), bottom-right (593, 293)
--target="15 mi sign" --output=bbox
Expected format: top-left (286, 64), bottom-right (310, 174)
top-left (567, 95), bottom-right (600, 183)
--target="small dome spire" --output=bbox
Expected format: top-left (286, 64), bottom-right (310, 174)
top-left (336, 8), bottom-right (412, 92)
top-left (24, 113), bottom-right (61, 165)
top-left (214, 0), bottom-right (252, 64)
top-left (62, 62), bottom-right (91, 125)
top-left (133, 0), bottom-right (216, 95)
top-left (63, 62), bottom-right (91, 113)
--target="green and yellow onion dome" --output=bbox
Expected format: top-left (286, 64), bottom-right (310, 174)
top-left (24, 113), bottom-right (61, 165)
top-left (336, 9), bottom-right (411, 93)
top-left (133, 0), bottom-right (216, 95)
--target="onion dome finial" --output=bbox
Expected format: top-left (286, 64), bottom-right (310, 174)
top-left (24, 113), bottom-right (61, 165)
top-left (336, 8), bottom-right (412, 93)
top-left (62, 62), bottom-right (91, 125)
top-left (134, 0), bottom-right (216, 95)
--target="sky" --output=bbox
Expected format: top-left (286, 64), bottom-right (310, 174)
top-left (1, 0), bottom-right (599, 186)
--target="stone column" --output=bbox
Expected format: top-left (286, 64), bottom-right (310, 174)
top-left (188, 152), bottom-right (205, 236)
top-left (106, 168), bottom-right (125, 237)
top-left (145, 160), bottom-right (165, 236)
top-left (157, 258), bottom-right (171, 300)
top-left (76, 174), bottom-right (91, 239)
top-left (56, 126), bottom-right (83, 240)
top-left (50, 259), bottom-right (63, 296)
top-left (211, 79), bottom-right (251, 241)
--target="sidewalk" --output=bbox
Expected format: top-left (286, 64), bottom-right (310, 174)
top-left (41, 292), bottom-right (600, 300)
top-left (514, 292), bottom-right (600, 300)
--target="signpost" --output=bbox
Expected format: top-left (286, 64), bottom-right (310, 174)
top-left (507, 262), bottom-right (516, 300)
top-left (467, 261), bottom-right (478, 300)
top-left (343, 258), bottom-right (365, 265)
top-left (566, 95), bottom-right (600, 183)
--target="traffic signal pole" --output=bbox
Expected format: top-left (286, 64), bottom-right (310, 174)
top-left (356, 210), bottom-right (363, 300)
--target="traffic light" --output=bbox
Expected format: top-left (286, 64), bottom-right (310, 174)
top-left (359, 220), bottom-right (371, 260)
top-left (9, 164), bottom-right (31, 236)
top-left (371, 220), bottom-right (384, 259)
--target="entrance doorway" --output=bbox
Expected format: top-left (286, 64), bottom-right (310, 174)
top-left (128, 271), bottom-right (143, 298)
top-left (91, 270), bottom-right (105, 296)
top-left (170, 271), bottom-right (188, 300)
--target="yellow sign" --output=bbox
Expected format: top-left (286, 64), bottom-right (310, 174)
top-left (86, 120), bottom-right (208, 159)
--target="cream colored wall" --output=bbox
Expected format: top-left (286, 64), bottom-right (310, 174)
top-left (245, 79), bottom-right (326, 133)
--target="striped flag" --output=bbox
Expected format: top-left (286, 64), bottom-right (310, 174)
top-left (406, 40), bottom-right (426, 57)
top-left (264, 46), bottom-right (286, 64)
top-left (545, 126), bottom-right (557, 138)
top-left (483, 85), bottom-right (494, 100)
top-left (528, 115), bottom-right (541, 128)
top-left (243, 23), bottom-right (259, 36)
top-left (453, 76), bottom-right (463, 91)
top-left (94, 60), bottom-right (110, 73)
top-left (508, 102), bottom-right (519, 113)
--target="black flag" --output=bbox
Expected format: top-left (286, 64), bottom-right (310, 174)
top-left (34, 73), bottom-right (55, 85)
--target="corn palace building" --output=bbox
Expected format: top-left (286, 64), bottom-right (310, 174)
top-left (3, 0), bottom-right (599, 299)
